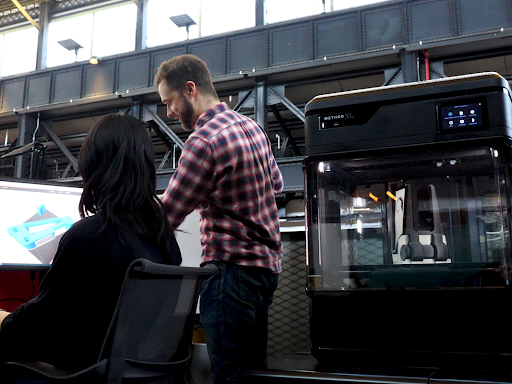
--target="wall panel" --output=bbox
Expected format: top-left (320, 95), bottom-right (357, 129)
top-left (117, 55), bottom-right (151, 92)
top-left (316, 13), bottom-right (360, 58)
top-left (271, 22), bottom-right (312, 66)
top-left (459, 0), bottom-right (510, 35)
top-left (84, 61), bottom-right (115, 97)
top-left (1, 0), bottom-right (511, 116)
top-left (228, 32), bottom-right (268, 73)
top-left (363, 5), bottom-right (404, 49)
top-left (409, 0), bottom-right (453, 42)
top-left (1, 79), bottom-right (25, 111)
top-left (191, 39), bottom-right (226, 76)
top-left (52, 68), bottom-right (82, 103)
top-left (26, 74), bottom-right (51, 108)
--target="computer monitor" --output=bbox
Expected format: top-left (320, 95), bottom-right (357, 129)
top-left (0, 179), bottom-right (82, 268)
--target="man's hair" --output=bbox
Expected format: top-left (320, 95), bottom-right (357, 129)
top-left (155, 54), bottom-right (218, 98)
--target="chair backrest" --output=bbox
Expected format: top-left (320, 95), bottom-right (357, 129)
top-left (99, 258), bottom-right (216, 383)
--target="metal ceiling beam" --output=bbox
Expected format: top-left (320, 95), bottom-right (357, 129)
top-left (234, 90), bottom-right (254, 112)
top-left (11, 0), bottom-right (41, 32)
top-left (268, 87), bottom-right (305, 123)
top-left (3, 0), bottom-right (512, 117)
top-left (147, 119), bottom-right (175, 151)
top-left (40, 121), bottom-right (79, 172)
top-left (133, 0), bottom-right (148, 51)
top-left (401, 50), bottom-right (419, 83)
top-left (255, 0), bottom-right (265, 26)
top-left (143, 105), bottom-right (185, 149)
top-left (61, 161), bottom-right (74, 178)
top-left (157, 149), bottom-right (171, 170)
top-left (255, 80), bottom-right (268, 130)
top-left (270, 105), bottom-right (301, 157)
top-left (36, 0), bottom-right (50, 70)
top-left (14, 113), bottom-right (37, 178)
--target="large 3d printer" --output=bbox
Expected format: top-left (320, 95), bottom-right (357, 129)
top-left (304, 73), bottom-right (512, 367)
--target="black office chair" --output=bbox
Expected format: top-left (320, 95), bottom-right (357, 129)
top-left (3, 258), bottom-right (216, 384)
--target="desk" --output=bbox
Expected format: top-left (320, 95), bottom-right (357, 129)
top-left (0, 265), bottom-right (50, 271)
top-left (242, 354), bottom-right (512, 384)
top-left (243, 354), bottom-right (437, 384)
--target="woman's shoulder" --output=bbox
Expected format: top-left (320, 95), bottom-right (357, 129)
top-left (48, 214), bottom-right (111, 268)
top-left (57, 214), bottom-right (112, 250)
top-left (66, 214), bottom-right (104, 237)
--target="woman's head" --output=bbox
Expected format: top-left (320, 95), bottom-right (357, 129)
top-left (78, 113), bottom-right (176, 257)
top-left (78, 114), bottom-right (174, 252)
top-left (78, 113), bottom-right (156, 217)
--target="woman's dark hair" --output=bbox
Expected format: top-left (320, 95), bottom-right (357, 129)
top-left (78, 113), bottom-right (174, 251)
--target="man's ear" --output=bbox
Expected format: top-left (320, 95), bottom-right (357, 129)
top-left (185, 81), bottom-right (197, 99)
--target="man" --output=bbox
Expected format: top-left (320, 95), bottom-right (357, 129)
top-left (155, 54), bottom-right (283, 384)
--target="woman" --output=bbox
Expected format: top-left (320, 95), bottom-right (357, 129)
top-left (0, 114), bottom-right (181, 371)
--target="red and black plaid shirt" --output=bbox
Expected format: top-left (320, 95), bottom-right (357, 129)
top-left (160, 103), bottom-right (284, 273)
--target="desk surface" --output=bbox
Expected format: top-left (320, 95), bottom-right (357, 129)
top-left (0, 264), bottom-right (50, 271)
top-left (243, 353), bottom-right (512, 384)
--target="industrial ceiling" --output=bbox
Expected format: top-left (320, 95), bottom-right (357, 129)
top-left (1, 0), bottom-right (512, 187)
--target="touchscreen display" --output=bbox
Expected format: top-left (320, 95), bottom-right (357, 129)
top-left (438, 101), bottom-right (485, 132)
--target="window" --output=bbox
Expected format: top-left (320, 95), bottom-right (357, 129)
top-left (201, 0), bottom-right (255, 37)
top-left (47, 13), bottom-right (94, 67)
top-left (147, 0), bottom-right (255, 47)
top-left (91, 3), bottom-right (137, 58)
top-left (46, 2), bottom-right (137, 68)
top-left (265, 0), bottom-right (323, 24)
top-left (146, 0), bottom-right (201, 47)
top-left (0, 26), bottom-right (38, 77)
top-left (332, 0), bottom-right (392, 11)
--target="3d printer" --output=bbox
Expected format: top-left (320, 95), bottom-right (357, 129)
top-left (304, 73), bottom-right (512, 367)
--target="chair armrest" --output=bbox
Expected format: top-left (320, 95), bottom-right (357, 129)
top-left (3, 359), bottom-right (107, 380)
top-left (122, 353), bottom-right (191, 379)
top-left (130, 259), bottom-right (217, 277)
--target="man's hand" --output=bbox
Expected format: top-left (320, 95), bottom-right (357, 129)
top-left (0, 309), bottom-right (11, 329)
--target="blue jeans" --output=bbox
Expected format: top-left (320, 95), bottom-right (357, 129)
top-left (199, 261), bottom-right (279, 384)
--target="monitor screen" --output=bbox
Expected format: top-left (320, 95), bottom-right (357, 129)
top-left (0, 179), bottom-right (82, 267)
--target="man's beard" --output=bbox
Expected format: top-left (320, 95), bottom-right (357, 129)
top-left (180, 96), bottom-right (195, 131)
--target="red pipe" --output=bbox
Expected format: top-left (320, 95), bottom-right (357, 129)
top-left (424, 51), bottom-right (430, 81)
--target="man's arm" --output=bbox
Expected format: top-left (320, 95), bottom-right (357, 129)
top-left (270, 156), bottom-right (284, 194)
top-left (160, 137), bottom-right (215, 228)
top-left (0, 309), bottom-right (11, 329)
